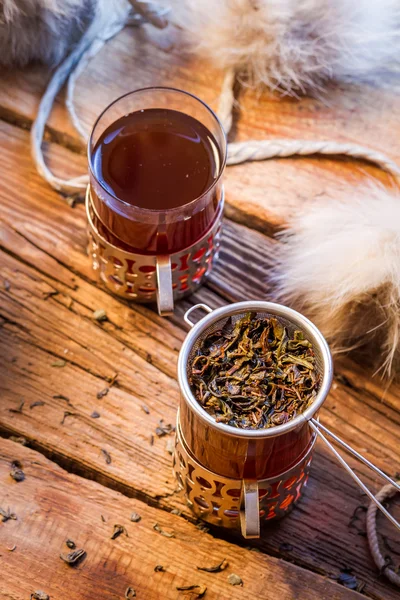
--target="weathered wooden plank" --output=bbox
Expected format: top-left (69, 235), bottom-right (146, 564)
top-left (0, 438), bottom-right (363, 600)
top-left (0, 119), bottom-right (399, 598)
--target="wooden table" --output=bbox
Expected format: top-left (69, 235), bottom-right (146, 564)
top-left (0, 14), bottom-right (400, 600)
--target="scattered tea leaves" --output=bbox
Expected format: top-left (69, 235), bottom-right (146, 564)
top-left (31, 591), bottom-right (50, 600)
top-left (10, 460), bottom-right (25, 482)
top-left (125, 587), bottom-right (136, 598)
top-left (196, 523), bottom-right (209, 534)
top-left (197, 558), bottom-right (228, 573)
top-left (61, 411), bottom-right (76, 425)
top-left (108, 372), bottom-right (119, 386)
top-left (279, 542), bottom-right (294, 553)
top-left (171, 509), bottom-right (182, 516)
top-left (51, 360), bottom-right (66, 368)
top-left (176, 585), bottom-right (207, 597)
top-left (7, 544), bottom-right (16, 552)
top-left (111, 524), bottom-right (128, 540)
top-left (228, 574), bottom-right (243, 586)
top-left (0, 507), bottom-right (17, 522)
top-left (43, 290), bottom-right (59, 300)
top-left (165, 437), bottom-right (175, 455)
top-left (96, 387), bottom-right (109, 399)
top-left (66, 539), bottom-right (76, 549)
top-left (30, 401), bottom-right (45, 409)
top-left (130, 512), bottom-right (141, 523)
top-left (9, 401), bottom-right (24, 414)
top-left (190, 313), bottom-right (319, 429)
top-left (90, 411), bottom-right (100, 419)
top-left (153, 523), bottom-right (175, 538)
top-left (154, 565), bottom-right (165, 572)
top-left (53, 394), bottom-right (71, 404)
top-left (149, 434), bottom-right (154, 446)
top-left (337, 569), bottom-right (365, 592)
top-left (3, 279), bottom-right (11, 291)
top-left (155, 420), bottom-right (175, 437)
top-left (93, 309), bottom-right (107, 322)
top-left (101, 514), bottom-right (106, 523)
top-left (9, 436), bottom-right (28, 446)
top-left (101, 449), bottom-right (112, 464)
top-left (141, 404), bottom-right (150, 414)
top-left (348, 505), bottom-right (367, 537)
top-left (60, 548), bottom-right (86, 566)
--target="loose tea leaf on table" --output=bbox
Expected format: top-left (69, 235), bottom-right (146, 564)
top-left (125, 587), bottom-right (136, 599)
top-left (227, 574), bottom-right (243, 586)
top-left (189, 313), bottom-right (319, 429)
top-left (31, 591), bottom-right (50, 600)
top-left (0, 507), bottom-right (17, 522)
top-left (60, 548), bottom-right (86, 566)
top-left (10, 460), bottom-right (25, 482)
top-left (197, 558), bottom-right (228, 573)
top-left (111, 524), bottom-right (128, 540)
top-left (176, 585), bottom-right (207, 598)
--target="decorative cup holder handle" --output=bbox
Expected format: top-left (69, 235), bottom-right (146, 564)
top-left (240, 480), bottom-right (260, 539)
top-left (156, 255), bottom-right (174, 316)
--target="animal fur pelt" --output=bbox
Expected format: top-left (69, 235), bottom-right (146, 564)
top-left (0, 0), bottom-right (165, 68)
top-left (170, 0), bottom-right (400, 94)
top-left (270, 183), bottom-right (400, 376)
top-left (0, 0), bottom-right (98, 67)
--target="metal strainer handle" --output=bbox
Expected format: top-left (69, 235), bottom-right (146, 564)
top-left (184, 303), bottom-right (213, 328)
top-left (309, 419), bottom-right (400, 532)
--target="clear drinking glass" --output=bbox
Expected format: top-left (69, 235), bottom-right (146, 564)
top-left (88, 87), bottom-right (226, 255)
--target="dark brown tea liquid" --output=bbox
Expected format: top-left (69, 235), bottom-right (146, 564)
top-left (90, 108), bottom-right (222, 254)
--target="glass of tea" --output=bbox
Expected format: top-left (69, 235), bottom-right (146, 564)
top-left (87, 87), bottom-right (227, 315)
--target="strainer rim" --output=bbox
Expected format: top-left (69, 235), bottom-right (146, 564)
top-left (178, 300), bottom-right (333, 439)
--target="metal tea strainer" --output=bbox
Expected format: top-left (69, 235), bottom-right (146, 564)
top-left (174, 301), bottom-right (400, 539)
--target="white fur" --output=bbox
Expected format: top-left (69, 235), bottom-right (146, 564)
top-left (271, 183), bottom-right (400, 375)
top-left (171, 0), bottom-right (400, 93)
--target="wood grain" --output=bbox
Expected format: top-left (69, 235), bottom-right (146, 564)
top-left (0, 122), bottom-right (399, 598)
top-left (0, 438), bottom-right (363, 600)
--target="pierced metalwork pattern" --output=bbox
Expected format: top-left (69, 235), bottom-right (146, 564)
top-left (173, 422), bottom-right (314, 530)
top-left (86, 187), bottom-right (223, 303)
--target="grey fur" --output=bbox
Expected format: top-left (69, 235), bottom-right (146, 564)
top-left (0, 0), bottom-right (97, 67)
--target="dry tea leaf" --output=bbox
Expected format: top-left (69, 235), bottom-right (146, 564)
top-left (43, 290), bottom-right (59, 300)
top-left (101, 515), bottom-right (106, 523)
top-left (61, 411), bottom-right (76, 425)
top-left (197, 559), bottom-right (228, 572)
top-left (7, 544), bottom-right (16, 552)
top-left (66, 539), bottom-right (76, 549)
top-left (176, 585), bottom-right (207, 598)
top-left (31, 591), bottom-right (50, 600)
top-left (3, 279), bottom-right (11, 291)
top-left (53, 394), bottom-right (71, 404)
top-left (111, 524), bottom-right (128, 540)
top-left (154, 565), bottom-right (165, 572)
top-left (9, 436), bottom-right (28, 446)
top-left (155, 420), bottom-right (175, 437)
top-left (93, 309), bottom-right (107, 322)
top-left (30, 401), bottom-right (45, 409)
top-left (60, 548), bottom-right (86, 566)
top-left (149, 434), bottom-right (154, 446)
top-left (51, 360), bottom-right (66, 368)
top-left (171, 509), bottom-right (182, 516)
top-left (9, 401), bottom-right (24, 414)
top-left (10, 460), bottom-right (25, 482)
top-left (141, 404), bottom-right (150, 414)
top-left (125, 587), bottom-right (136, 598)
top-left (165, 437), bottom-right (175, 455)
top-left (190, 313), bottom-right (319, 429)
top-left (130, 512), bottom-right (141, 523)
top-left (101, 449), bottom-right (112, 464)
top-left (108, 372), bottom-right (119, 386)
top-left (153, 523), bottom-right (175, 538)
top-left (96, 388), bottom-right (109, 399)
top-left (0, 507), bottom-right (17, 522)
top-left (228, 574), bottom-right (243, 586)
top-left (90, 411), bottom-right (100, 419)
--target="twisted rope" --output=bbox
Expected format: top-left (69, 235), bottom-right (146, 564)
top-left (31, 0), bottom-right (168, 196)
top-left (366, 481), bottom-right (400, 587)
top-left (217, 70), bottom-right (400, 177)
